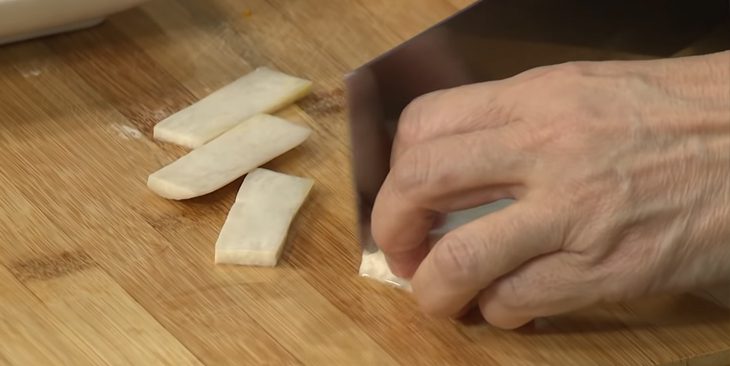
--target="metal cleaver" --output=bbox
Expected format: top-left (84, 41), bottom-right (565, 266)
top-left (345, 0), bottom-right (730, 254)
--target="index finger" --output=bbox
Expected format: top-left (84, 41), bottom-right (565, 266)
top-left (371, 130), bottom-right (532, 278)
top-left (391, 81), bottom-right (511, 164)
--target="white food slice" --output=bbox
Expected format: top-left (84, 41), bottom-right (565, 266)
top-left (153, 67), bottom-right (312, 148)
top-left (215, 168), bottom-right (314, 267)
top-left (148, 114), bottom-right (311, 200)
top-left (359, 249), bottom-right (412, 291)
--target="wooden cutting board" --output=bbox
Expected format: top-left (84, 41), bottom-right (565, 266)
top-left (1, 0), bottom-right (729, 365)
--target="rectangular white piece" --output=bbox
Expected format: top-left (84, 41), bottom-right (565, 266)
top-left (215, 169), bottom-right (314, 267)
top-left (359, 249), bottom-right (412, 291)
top-left (147, 114), bottom-right (311, 200)
top-left (153, 67), bottom-right (312, 148)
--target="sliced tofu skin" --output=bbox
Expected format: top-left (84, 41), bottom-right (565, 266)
top-left (147, 114), bottom-right (311, 200)
top-left (153, 67), bottom-right (312, 148)
top-left (215, 169), bottom-right (314, 267)
top-left (359, 250), bottom-right (412, 291)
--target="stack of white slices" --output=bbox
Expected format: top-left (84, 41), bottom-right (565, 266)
top-left (147, 67), bottom-right (314, 267)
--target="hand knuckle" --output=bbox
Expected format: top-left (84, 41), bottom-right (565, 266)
top-left (544, 61), bottom-right (586, 80)
top-left (433, 233), bottom-right (481, 285)
top-left (495, 276), bottom-right (536, 310)
top-left (529, 62), bottom-right (589, 100)
top-left (390, 145), bottom-right (434, 196)
top-left (397, 92), bottom-right (441, 143)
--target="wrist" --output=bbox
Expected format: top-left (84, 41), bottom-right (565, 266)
top-left (650, 51), bottom-right (730, 132)
top-left (695, 51), bottom-right (730, 104)
top-left (696, 51), bottom-right (730, 129)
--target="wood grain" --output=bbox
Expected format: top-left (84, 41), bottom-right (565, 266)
top-left (0, 266), bottom-right (103, 365)
top-left (0, 1), bottom-right (729, 365)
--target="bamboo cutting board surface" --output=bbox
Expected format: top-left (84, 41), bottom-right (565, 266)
top-left (1, 1), bottom-right (729, 365)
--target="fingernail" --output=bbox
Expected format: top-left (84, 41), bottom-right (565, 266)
top-left (384, 245), bottom-right (431, 278)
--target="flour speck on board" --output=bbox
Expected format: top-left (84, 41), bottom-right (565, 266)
top-left (152, 109), bottom-right (168, 120)
top-left (111, 124), bottom-right (143, 139)
top-left (16, 60), bottom-right (49, 78)
top-left (22, 69), bottom-right (43, 78)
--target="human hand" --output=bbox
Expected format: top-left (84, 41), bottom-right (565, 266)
top-left (371, 51), bottom-right (730, 329)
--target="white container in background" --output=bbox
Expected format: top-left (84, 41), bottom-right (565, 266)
top-left (0, 0), bottom-right (149, 45)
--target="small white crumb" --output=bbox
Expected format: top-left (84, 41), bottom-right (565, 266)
top-left (152, 109), bottom-right (168, 120)
top-left (111, 124), bottom-right (143, 140)
top-left (22, 69), bottom-right (42, 78)
top-left (359, 249), bottom-right (412, 291)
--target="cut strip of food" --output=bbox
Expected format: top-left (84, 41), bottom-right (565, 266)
top-left (148, 114), bottom-right (311, 200)
top-left (359, 249), bottom-right (412, 291)
top-left (153, 67), bottom-right (312, 148)
top-left (215, 168), bottom-right (314, 267)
